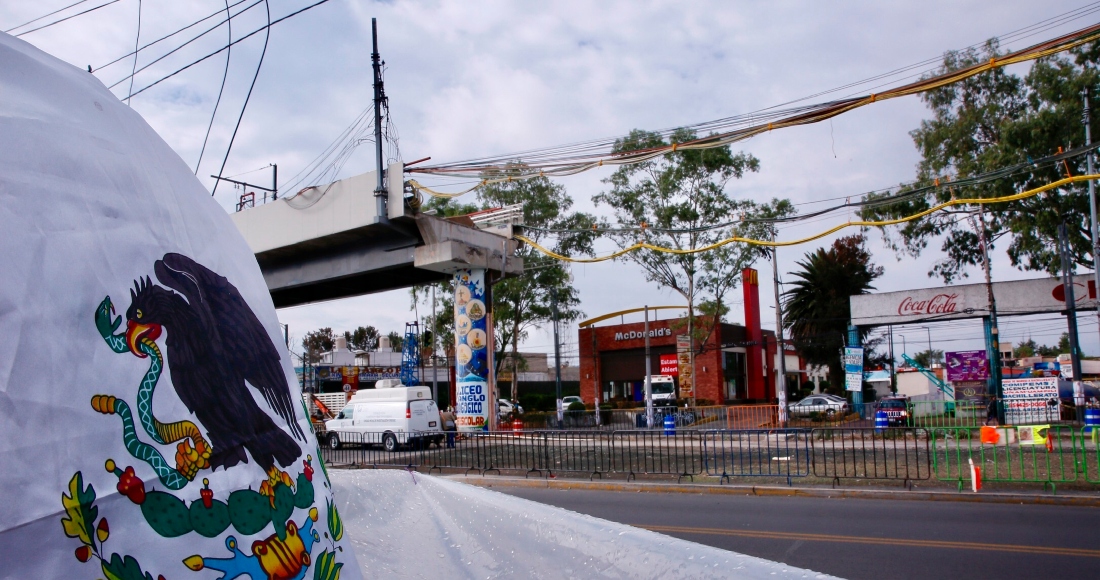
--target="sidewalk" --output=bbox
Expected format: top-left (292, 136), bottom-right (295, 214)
top-left (446, 473), bottom-right (1100, 507)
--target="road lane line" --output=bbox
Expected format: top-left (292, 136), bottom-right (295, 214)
top-left (639, 525), bottom-right (1100, 558)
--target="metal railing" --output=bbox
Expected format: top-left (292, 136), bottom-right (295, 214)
top-left (810, 428), bottom-right (931, 487)
top-left (930, 425), bottom-right (1080, 492)
top-left (702, 429), bottom-right (811, 485)
top-left (317, 425), bottom-right (1100, 492)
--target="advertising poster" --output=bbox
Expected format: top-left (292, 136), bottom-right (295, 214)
top-left (676, 335), bottom-right (693, 398)
top-left (844, 347), bottom-right (864, 392)
top-left (357, 366), bottom-right (402, 382)
top-left (454, 269), bottom-right (489, 431)
top-left (953, 380), bottom-right (988, 403)
top-left (1002, 377), bottom-right (1061, 424)
top-left (659, 353), bottom-right (679, 376)
top-left (945, 350), bottom-right (990, 382)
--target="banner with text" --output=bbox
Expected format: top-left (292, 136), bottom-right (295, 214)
top-left (1002, 377), bottom-right (1060, 425)
top-left (844, 347), bottom-right (864, 392)
top-left (454, 268), bottom-right (489, 431)
top-left (676, 335), bottom-right (693, 398)
top-left (945, 350), bottom-right (989, 382)
top-left (850, 274), bottom-right (1097, 326)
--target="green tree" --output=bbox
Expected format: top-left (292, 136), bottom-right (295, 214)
top-left (411, 168), bottom-right (596, 400)
top-left (864, 39), bottom-right (1100, 282)
top-left (912, 349), bottom-right (945, 368)
top-left (782, 235), bottom-right (884, 388)
top-left (344, 325), bottom-right (379, 351)
top-left (1014, 339), bottom-right (1037, 358)
top-left (594, 128), bottom-right (794, 379)
top-left (301, 327), bottom-right (336, 364)
top-left (386, 330), bottom-right (404, 352)
top-left (477, 166), bottom-right (596, 398)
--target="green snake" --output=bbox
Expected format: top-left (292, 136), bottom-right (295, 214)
top-left (93, 297), bottom-right (209, 490)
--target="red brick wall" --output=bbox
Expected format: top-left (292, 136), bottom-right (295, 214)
top-left (578, 317), bottom-right (725, 405)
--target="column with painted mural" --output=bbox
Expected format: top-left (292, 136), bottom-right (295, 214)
top-left (454, 269), bottom-right (490, 431)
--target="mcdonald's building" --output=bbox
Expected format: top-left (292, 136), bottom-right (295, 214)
top-left (578, 268), bottom-right (805, 405)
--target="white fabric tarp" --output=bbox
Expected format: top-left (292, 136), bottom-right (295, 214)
top-left (331, 470), bottom-right (834, 579)
top-left (0, 32), bottom-right (360, 579)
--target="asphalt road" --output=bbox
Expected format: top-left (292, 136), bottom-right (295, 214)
top-left (494, 487), bottom-right (1099, 579)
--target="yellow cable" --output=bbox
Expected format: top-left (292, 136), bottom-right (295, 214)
top-left (409, 29), bottom-right (1100, 198)
top-left (517, 175), bottom-right (1098, 263)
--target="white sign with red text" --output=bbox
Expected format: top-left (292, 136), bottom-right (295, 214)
top-left (850, 275), bottom-right (1096, 326)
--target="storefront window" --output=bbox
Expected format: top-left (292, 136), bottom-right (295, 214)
top-left (724, 351), bottom-right (746, 401)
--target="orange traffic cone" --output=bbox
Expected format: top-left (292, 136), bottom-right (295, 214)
top-left (512, 419), bottom-right (523, 437)
top-left (969, 458), bottom-right (982, 492)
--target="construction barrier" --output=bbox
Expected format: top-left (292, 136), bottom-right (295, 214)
top-left (701, 429), bottom-right (811, 485)
top-left (930, 425), bottom-right (1079, 492)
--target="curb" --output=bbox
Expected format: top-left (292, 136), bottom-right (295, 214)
top-left (447, 475), bottom-right (1100, 507)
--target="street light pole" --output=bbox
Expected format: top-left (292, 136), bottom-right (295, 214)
top-left (771, 241), bottom-right (788, 424)
top-left (644, 305), bottom-right (654, 428)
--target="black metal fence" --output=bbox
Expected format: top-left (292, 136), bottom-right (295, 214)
top-left (320, 425), bottom-right (1100, 491)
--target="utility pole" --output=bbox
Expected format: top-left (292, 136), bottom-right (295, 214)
top-left (771, 241), bottom-right (788, 424)
top-left (644, 305), bottom-right (654, 428)
top-left (371, 18), bottom-right (387, 223)
top-left (1059, 223), bottom-right (1084, 422)
top-left (971, 205), bottom-right (1003, 408)
top-left (1085, 89), bottom-right (1100, 342)
top-left (431, 284), bottom-right (438, 404)
top-left (553, 290), bottom-right (563, 428)
top-left (888, 325), bottom-right (895, 393)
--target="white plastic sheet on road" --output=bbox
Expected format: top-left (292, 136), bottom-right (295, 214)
top-left (330, 470), bottom-right (835, 579)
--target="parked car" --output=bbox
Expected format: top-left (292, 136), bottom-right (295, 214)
top-left (873, 396), bottom-right (910, 425)
top-left (561, 396), bottom-right (584, 410)
top-left (788, 395), bottom-right (848, 418)
top-left (498, 398), bottom-right (524, 417)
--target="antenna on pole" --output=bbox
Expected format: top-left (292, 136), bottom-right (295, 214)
top-left (371, 17), bottom-right (388, 224)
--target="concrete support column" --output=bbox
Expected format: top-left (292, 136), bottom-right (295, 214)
top-left (454, 268), bottom-right (490, 431)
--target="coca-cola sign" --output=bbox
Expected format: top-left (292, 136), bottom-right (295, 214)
top-left (850, 274), bottom-right (1098, 327)
top-left (897, 293), bottom-right (959, 317)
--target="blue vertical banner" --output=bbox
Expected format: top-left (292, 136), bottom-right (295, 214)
top-left (454, 268), bottom-right (489, 431)
top-left (843, 347), bottom-right (864, 392)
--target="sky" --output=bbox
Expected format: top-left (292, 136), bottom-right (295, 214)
top-left (4, 0), bottom-right (1100, 365)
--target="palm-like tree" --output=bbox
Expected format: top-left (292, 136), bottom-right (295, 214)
top-left (782, 236), bottom-right (882, 391)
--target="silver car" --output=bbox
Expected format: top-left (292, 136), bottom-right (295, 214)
top-left (789, 395), bottom-right (848, 417)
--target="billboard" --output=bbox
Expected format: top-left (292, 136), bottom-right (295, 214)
top-left (945, 350), bottom-right (989, 382)
top-left (850, 274), bottom-right (1097, 326)
top-left (844, 347), bottom-right (864, 392)
top-left (1002, 377), bottom-right (1061, 424)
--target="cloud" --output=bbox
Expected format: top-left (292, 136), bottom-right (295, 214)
top-left (3, 0), bottom-right (1096, 358)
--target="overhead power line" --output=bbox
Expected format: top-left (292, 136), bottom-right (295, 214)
top-left (120, 0), bottom-right (335, 99)
top-left (4, 0), bottom-right (94, 33)
top-left (517, 175), bottom-right (1100, 263)
top-left (11, 0), bottom-right (121, 37)
top-left (407, 21), bottom-right (1100, 196)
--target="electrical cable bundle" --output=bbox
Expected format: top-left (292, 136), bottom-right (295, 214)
top-left (406, 21), bottom-right (1100, 197)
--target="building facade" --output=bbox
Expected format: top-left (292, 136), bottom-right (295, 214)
top-left (578, 317), bottom-right (804, 405)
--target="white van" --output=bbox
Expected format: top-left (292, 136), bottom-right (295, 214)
top-left (649, 375), bottom-right (677, 407)
top-left (325, 381), bottom-right (443, 451)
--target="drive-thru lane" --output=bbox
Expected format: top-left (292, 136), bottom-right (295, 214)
top-left (494, 486), bottom-right (1098, 579)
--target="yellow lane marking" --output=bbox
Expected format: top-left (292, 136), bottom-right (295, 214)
top-left (639, 525), bottom-right (1100, 558)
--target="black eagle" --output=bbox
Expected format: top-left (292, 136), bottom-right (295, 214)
top-left (123, 253), bottom-right (304, 471)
